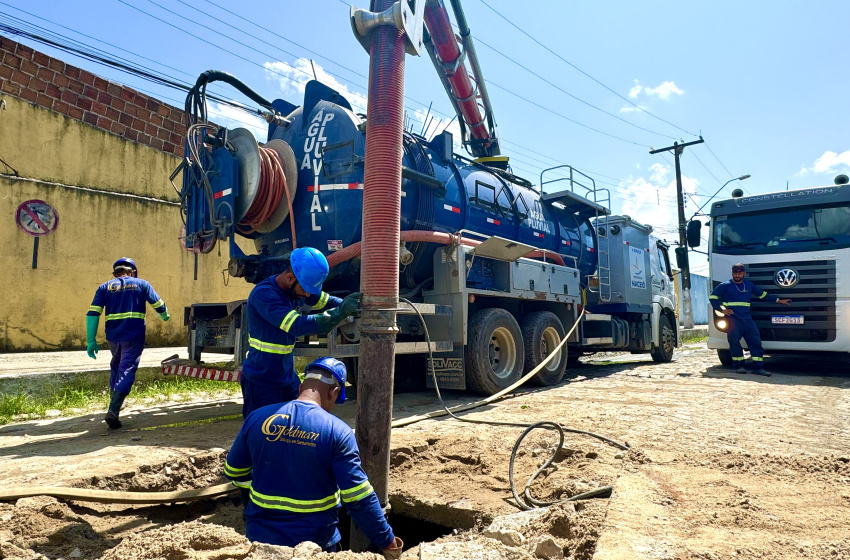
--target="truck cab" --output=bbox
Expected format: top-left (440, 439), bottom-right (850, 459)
top-left (698, 175), bottom-right (850, 364)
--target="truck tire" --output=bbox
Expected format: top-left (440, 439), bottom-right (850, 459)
top-left (650, 314), bottom-right (675, 363)
top-left (521, 311), bottom-right (568, 386)
top-left (465, 308), bottom-right (525, 395)
top-left (717, 349), bottom-right (734, 368)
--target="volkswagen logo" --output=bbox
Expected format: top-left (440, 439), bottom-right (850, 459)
top-left (774, 268), bottom-right (798, 288)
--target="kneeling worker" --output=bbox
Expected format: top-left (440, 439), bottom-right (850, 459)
top-left (225, 357), bottom-right (403, 557)
top-left (240, 247), bottom-right (360, 418)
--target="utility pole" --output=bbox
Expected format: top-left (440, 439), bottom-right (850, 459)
top-left (649, 136), bottom-right (704, 329)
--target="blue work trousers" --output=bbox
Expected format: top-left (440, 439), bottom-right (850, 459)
top-left (727, 317), bottom-right (764, 370)
top-left (107, 336), bottom-right (145, 395)
top-left (239, 377), bottom-right (299, 419)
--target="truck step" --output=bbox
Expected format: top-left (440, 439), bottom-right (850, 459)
top-left (161, 355), bottom-right (241, 383)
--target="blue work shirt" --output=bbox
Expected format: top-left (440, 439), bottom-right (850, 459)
top-left (224, 400), bottom-right (394, 550)
top-left (241, 276), bottom-right (341, 391)
top-left (87, 277), bottom-right (167, 341)
top-left (709, 279), bottom-right (778, 321)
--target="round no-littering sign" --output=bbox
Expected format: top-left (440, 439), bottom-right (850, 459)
top-left (15, 200), bottom-right (59, 237)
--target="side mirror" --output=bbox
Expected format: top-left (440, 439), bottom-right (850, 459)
top-left (674, 246), bottom-right (689, 270)
top-left (686, 220), bottom-right (702, 248)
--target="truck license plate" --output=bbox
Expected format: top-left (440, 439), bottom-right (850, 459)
top-left (771, 315), bottom-right (804, 325)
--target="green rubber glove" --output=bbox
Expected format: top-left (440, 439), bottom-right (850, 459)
top-left (338, 292), bottom-right (362, 317)
top-left (315, 293), bottom-right (362, 336)
top-left (158, 310), bottom-right (170, 322)
top-left (85, 315), bottom-right (100, 359)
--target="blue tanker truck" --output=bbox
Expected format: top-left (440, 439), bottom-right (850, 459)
top-left (173, 75), bottom-right (679, 395)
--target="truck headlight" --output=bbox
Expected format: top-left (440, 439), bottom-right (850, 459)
top-left (716, 318), bottom-right (727, 331)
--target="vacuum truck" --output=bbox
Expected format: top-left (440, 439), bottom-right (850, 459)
top-left (171, 0), bottom-right (678, 395)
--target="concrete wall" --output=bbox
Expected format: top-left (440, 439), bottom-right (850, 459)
top-left (0, 38), bottom-right (253, 351)
top-left (675, 273), bottom-right (709, 326)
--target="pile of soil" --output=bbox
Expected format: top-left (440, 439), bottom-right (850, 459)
top-left (76, 451), bottom-right (228, 493)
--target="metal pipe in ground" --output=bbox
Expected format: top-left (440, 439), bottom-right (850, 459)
top-left (350, 0), bottom-right (405, 551)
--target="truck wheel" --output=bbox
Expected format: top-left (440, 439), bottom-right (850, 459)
top-left (650, 314), bottom-right (675, 363)
top-left (521, 312), bottom-right (567, 386)
top-left (717, 349), bottom-right (734, 368)
top-left (465, 308), bottom-right (525, 395)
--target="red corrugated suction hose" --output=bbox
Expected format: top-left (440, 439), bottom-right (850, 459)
top-left (424, 0), bottom-right (489, 143)
top-left (360, 0), bottom-right (406, 300)
top-left (328, 230), bottom-right (566, 268)
top-left (237, 147), bottom-right (295, 246)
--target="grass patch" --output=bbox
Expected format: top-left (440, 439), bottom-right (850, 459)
top-left (0, 366), bottom-right (241, 426)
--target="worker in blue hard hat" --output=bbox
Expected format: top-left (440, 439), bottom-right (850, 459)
top-left (225, 357), bottom-right (403, 557)
top-left (240, 247), bottom-right (361, 418)
top-left (86, 257), bottom-right (170, 429)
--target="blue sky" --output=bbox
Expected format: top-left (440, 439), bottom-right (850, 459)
top-left (3, 0), bottom-right (849, 275)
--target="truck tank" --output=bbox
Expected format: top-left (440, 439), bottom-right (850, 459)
top-left (224, 80), bottom-right (598, 292)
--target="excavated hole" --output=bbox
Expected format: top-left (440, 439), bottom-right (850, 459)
top-left (4, 433), bottom-right (612, 559)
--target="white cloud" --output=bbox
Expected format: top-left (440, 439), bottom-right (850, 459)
top-left (615, 162), bottom-right (701, 234)
top-left (264, 59), bottom-right (368, 114)
top-left (619, 105), bottom-right (647, 113)
top-left (796, 150), bottom-right (850, 176)
top-left (628, 80), bottom-right (684, 101)
top-left (644, 81), bottom-right (683, 99)
top-left (207, 101), bottom-right (268, 141)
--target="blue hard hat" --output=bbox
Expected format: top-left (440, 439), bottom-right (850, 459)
top-left (290, 247), bottom-right (329, 295)
top-left (113, 257), bottom-right (137, 274)
top-left (304, 357), bottom-right (347, 404)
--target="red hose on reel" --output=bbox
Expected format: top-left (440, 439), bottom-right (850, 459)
top-left (237, 147), bottom-right (297, 247)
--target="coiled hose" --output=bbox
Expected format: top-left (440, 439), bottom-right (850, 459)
top-left (398, 297), bottom-right (628, 511)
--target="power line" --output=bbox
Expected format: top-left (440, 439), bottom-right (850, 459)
top-left (472, 35), bottom-right (678, 141)
top-left (476, 0), bottom-right (698, 138)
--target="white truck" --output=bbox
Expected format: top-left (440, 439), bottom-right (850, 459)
top-left (689, 174), bottom-right (850, 365)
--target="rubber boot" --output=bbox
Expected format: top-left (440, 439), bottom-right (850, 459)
top-left (105, 391), bottom-right (126, 429)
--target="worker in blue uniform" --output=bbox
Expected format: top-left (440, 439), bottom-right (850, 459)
top-left (709, 263), bottom-right (791, 376)
top-left (225, 357), bottom-right (403, 557)
top-left (240, 247), bottom-right (361, 418)
top-left (86, 257), bottom-right (170, 429)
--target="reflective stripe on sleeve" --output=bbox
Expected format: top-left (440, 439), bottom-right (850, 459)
top-left (249, 488), bottom-right (340, 513)
top-left (104, 312), bottom-right (146, 321)
top-left (708, 295), bottom-right (719, 300)
top-left (280, 310), bottom-right (299, 332)
top-left (89, 305), bottom-right (103, 313)
top-left (757, 292), bottom-right (768, 299)
top-left (224, 461), bottom-right (252, 478)
top-left (248, 337), bottom-right (294, 355)
top-left (340, 480), bottom-right (374, 503)
top-left (722, 302), bottom-right (751, 307)
top-left (151, 299), bottom-right (165, 308)
top-left (311, 292), bottom-right (330, 311)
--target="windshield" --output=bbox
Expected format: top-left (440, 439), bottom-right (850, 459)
top-left (713, 203), bottom-right (850, 254)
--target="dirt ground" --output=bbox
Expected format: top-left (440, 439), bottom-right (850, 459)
top-left (1, 342), bottom-right (849, 559)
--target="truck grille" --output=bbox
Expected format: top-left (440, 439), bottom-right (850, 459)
top-left (747, 260), bottom-right (836, 343)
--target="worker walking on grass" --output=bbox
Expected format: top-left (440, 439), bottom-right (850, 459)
top-left (86, 257), bottom-right (170, 429)
top-left (240, 247), bottom-right (361, 418)
top-left (710, 263), bottom-right (791, 376)
top-left (225, 357), bottom-right (403, 557)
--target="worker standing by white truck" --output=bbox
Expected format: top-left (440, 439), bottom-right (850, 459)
top-left (689, 174), bottom-right (850, 366)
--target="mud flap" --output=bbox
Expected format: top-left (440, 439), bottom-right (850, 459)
top-left (425, 347), bottom-right (466, 390)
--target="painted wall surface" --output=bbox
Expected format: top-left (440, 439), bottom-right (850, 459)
top-left (2, 177), bottom-right (253, 351)
top-left (676, 273), bottom-right (709, 326)
top-left (0, 95), bottom-right (178, 200)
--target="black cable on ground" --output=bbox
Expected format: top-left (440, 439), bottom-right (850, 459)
top-left (398, 298), bottom-right (628, 511)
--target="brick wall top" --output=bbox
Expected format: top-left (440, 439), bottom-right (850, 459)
top-left (0, 36), bottom-right (186, 158)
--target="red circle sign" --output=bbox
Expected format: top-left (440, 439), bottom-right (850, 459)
top-left (15, 200), bottom-right (59, 237)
